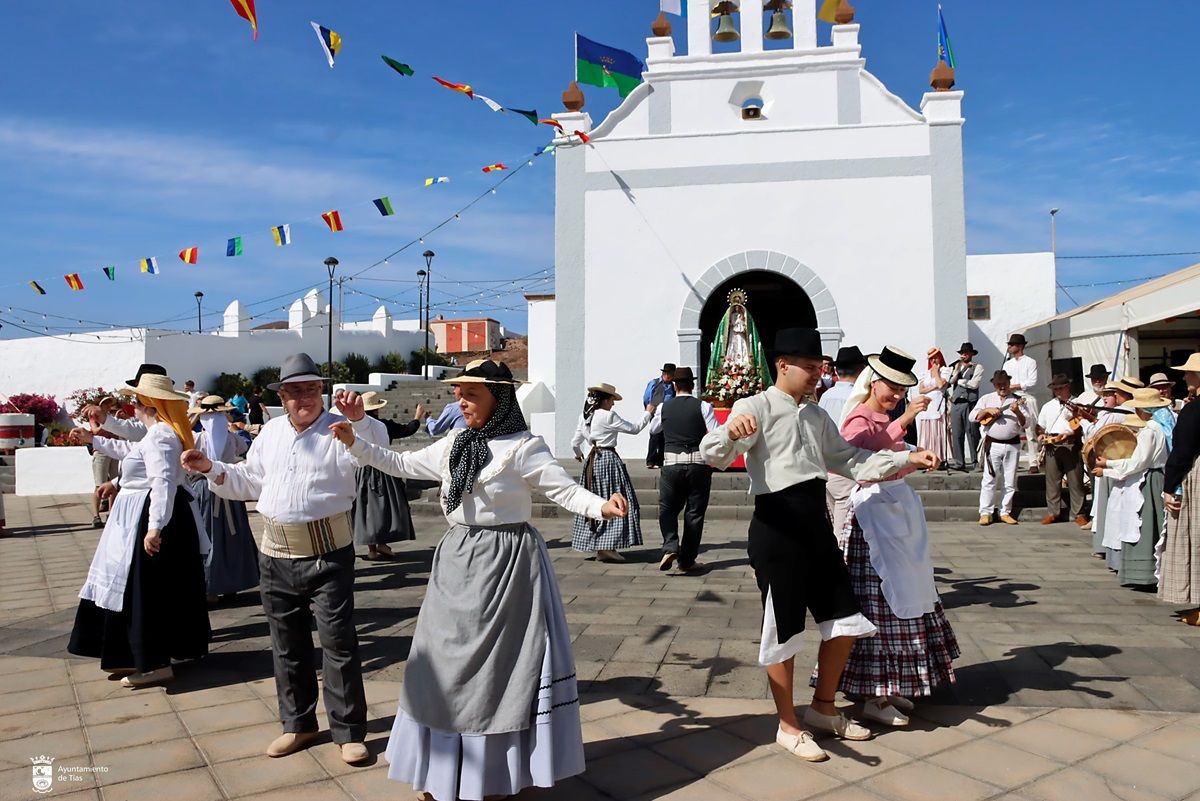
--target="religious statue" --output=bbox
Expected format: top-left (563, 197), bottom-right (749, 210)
top-left (704, 289), bottom-right (771, 406)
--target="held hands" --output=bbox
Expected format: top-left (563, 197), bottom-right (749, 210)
top-left (413, 403), bottom-right (425, 421)
top-left (180, 449), bottom-right (214, 475)
top-left (908, 449), bottom-right (940, 472)
top-left (727, 414), bottom-right (759, 441)
top-left (144, 529), bottom-right (162, 556)
top-left (68, 427), bottom-right (94, 446)
top-left (601, 493), bottom-right (629, 519)
top-left (646, 404), bottom-right (657, 415)
top-left (329, 420), bottom-right (356, 448)
top-left (334, 390), bottom-right (365, 422)
top-left (82, 404), bottom-right (108, 427)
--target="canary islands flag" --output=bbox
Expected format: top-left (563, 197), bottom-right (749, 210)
top-left (140, 258), bottom-right (159, 275)
top-left (271, 224), bottom-right (291, 246)
top-left (311, 21), bottom-right (342, 68)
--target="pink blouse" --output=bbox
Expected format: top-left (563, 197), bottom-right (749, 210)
top-left (841, 404), bottom-right (916, 481)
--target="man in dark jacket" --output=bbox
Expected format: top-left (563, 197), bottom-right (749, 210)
top-left (643, 362), bottom-right (676, 468)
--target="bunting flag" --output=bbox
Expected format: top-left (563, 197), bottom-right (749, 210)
top-left (381, 55), bottom-right (414, 77)
top-left (140, 258), bottom-right (159, 275)
top-left (574, 130), bottom-right (591, 143)
top-left (103, 265), bottom-right (116, 281)
top-left (310, 21), bottom-right (342, 68)
top-left (271, 224), bottom-right (291, 246)
top-left (817, 0), bottom-right (840, 23)
top-left (539, 118), bottom-right (564, 131)
top-left (506, 107), bottom-right (539, 126)
top-left (229, 0), bottom-right (258, 40)
top-left (179, 246), bottom-right (199, 264)
top-left (432, 76), bottom-right (473, 99)
top-left (29, 280), bottom-right (46, 295)
top-left (575, 34), bottom-right (644, 98)
top-left (937, 5), bottom-right (956, 68)
top-left (424, 177), bottom-right (450, 187)
top-left (481, 163), bottom-right (507, 173)
top-left (65, 273), bottom-right (84, 291)
top-left (534, 144), bottom-right (556, 156)
top-left (477, 94), bottom-right (504, 113)
top-left (660, 0), bottom-right (686, 16)
top-left (322, 210), bottom-right (344, 232)
top-left (226, 237), bottom-right (243, 257)
top-left (373, 197), bottom-right (395, 216)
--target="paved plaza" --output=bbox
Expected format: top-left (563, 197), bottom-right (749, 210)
top-left (2, 492), bottom-right (1199, 801)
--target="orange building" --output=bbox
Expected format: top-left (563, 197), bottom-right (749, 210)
top-left (429, 316), bottom-right (503, 354)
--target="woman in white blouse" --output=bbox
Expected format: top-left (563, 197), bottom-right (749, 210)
top-left (915, 348), bottom-right (952, 461)
top-left (569, 382), bottom-right (654, 562)
top-left (67, 373), bottom-right (210, 688)
top-left (331, 360), bottom-right (626, 801)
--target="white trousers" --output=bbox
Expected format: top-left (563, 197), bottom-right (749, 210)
top-left (979, 442), bottom-right (1020, 515)
top-left (1022, 395), bottom-right (1040, 462)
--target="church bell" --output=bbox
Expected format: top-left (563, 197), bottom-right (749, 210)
top-left (712, 1), bottom-right (740, 42)
top-left (764, 0), bottom-right (792, 40)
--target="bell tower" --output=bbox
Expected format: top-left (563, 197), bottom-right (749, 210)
top-left (686, 0), bottom-right (817, 55)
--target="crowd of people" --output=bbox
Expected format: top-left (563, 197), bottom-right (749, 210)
top-left (48, 325), bottom-right (1200, 799)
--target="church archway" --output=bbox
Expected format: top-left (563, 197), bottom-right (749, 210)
top-left (677, 251), bottom-right (843, 386)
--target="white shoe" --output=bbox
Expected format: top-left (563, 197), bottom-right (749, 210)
top-left (861, 698), bottom-right (909, 727)
top-left (596, 550), bottom-right (625, 563)
top-left (802, 707), bottom-right (873, 741)
top-left (775, 727), bottom-right (828, 762)
top-left (120, 666), bottom-right (174, 688)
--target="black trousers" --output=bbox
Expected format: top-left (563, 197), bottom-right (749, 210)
top-left (658, 464), bottom-right (712, 566)
top-left (646, 432), bottom-right (665, 467)
top-left (1044, 443), bottom-right (1086, 518)
top-left (950, 401), bottom-right (980, 467)
top-left (259, 544), bottom-right (367, 744)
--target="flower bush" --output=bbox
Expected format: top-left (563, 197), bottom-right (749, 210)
top-left (703, 361), bottom-right (765, 407)
top-left (66, 387), bottom-right (114, 420)
top-left (5, 393), bottom-right (61, 425)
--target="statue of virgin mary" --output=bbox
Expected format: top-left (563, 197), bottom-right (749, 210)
top-left (705, 289), bottom-right (771, 394)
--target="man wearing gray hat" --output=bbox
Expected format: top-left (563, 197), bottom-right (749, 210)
top-left (180, 353), bottom-right (375, 765)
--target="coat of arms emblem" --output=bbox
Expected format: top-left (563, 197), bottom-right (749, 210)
top-left (30, 755), bottom-right (55, 794)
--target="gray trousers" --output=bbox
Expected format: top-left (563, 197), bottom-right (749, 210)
top-left (259, 545), bottom-right (366, 743)
top-left (950, 401), bottom-right (980, 467)
top-left (1044, 443), bottom-right (1086, 519)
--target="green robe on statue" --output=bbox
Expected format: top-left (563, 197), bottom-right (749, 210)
top-left (705, 303), bottom-right (771, 390)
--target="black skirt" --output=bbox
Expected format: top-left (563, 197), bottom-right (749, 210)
top-left (748, 479), bottom-right (862, 644)
top-left (353, 465), bottom-right (416, 545)
top-left (68, 486), bottom-right (211, 673)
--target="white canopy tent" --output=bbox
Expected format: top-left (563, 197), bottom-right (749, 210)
top-left (1018, 262), bottom-right (1200, 383)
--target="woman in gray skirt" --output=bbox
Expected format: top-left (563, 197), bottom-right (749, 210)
top-left (354, 392), bottom-right (423, 560)
top-left (569, 381), bottom-right (654, 562)
top-left (331, 360), bottom-right (627, 801)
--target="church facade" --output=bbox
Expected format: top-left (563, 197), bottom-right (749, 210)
top-left (535, 1), bottom-right (1055, 458)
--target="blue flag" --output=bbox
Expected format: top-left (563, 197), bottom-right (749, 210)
top-left (938, 5), bottom-right (956, 68)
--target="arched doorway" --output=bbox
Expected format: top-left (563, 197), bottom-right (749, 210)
top-left (699, 271), bottom-right (816, 386)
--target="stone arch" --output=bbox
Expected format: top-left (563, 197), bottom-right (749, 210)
top-left (676, 250), bottom-right (844, 371)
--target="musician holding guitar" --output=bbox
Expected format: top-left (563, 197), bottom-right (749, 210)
top-left (971, 370), bottom-right (1028, 526)
top-left (1035, 374), bottom-right (1088, 527)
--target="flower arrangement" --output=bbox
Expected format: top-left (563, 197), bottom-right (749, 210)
top-left (704, 361), bottom-right (765, 407)
top-left (5, 393), bottom-right (61, 425)
top-left (66, 387), bottom-right (113, 420)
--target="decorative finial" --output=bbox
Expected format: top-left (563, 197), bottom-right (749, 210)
top-left (930, 60), bottom-right (956, 91)
top-left (835, 0), bottom-right (856, 24)
top-left (652, 10), bottom-right (672, 37)
top-left (562, 80), bottom-right (585, 112)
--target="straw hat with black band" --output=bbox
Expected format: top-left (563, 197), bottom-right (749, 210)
top-left (866, 346), bottom-right (919, 388)
top-left (1148, 372), bottom-right (1173, 388)
top-left (1125, 387), bottom-right (1171, 411)
top-left (118, 373), bottom-right (191, 403)
top-left (586, 382), bottom-right (622, 400)
top-left (188, 395), bottom-right (235, 416)
top-left (1104, 376), bottom-right (1145, 396)
top-left (443, 358), bottom-right (524, 386)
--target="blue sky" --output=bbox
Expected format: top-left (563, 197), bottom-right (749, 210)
top-left (2, 1), bottom-right (1197, 343)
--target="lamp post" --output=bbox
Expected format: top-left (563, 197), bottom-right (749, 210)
top-left (416, 268), bottom-right (427, 369)
top-left (324, 257), bottom-right (339, 406)
top-left (422, 250), bottom-right (435, 379)
top-left (193, 291), bottom-right (204, 334)
top-left (1049, 208), bottom-right (1059, 255)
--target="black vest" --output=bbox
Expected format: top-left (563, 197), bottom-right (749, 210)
top-left (662, 395), bottom-right (707, 454)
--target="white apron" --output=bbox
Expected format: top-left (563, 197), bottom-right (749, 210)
top-left (849, 480), bottom-right (939, 619)
top-left (1104, 474), bottom-right (1145, 548)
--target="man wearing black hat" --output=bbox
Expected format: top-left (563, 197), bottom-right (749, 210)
top-left (819, 346), bottom-right (868, 539)
top-left (642, 363), bottom-right (677, 468)
top-left (701, 327), bottom-right (938, 762)
top-left (1036, 374), bottom-right (1088, 526)
top-left (1003, 333), bottom-right (1041, 470)
top-left (946, 343), bottom-right (984, 471)
top-left (647, 366), bottom-right (717, 572)
top-left (1077, 364), bottom-right (1110, 407)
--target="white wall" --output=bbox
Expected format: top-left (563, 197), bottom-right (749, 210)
top-left (0, 332), bottom-right (149, 411)
top-left (966, 252), bottom-right (1057, 372)
top-left (526, 297), bottom-right (557, 393)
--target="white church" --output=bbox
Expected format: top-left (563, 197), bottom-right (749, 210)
top-left (525, 0), bottom-right (1056, 458)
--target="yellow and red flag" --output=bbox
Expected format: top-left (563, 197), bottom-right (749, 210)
top-left (481, 163), bottom-right (508, 173)
top-left (179, 246), bottom-right (199, 264)
top-left (322, 210), bottom-right (344, 232)
top-left (432, 76), bottom-right (473, 99)
top-left (539, 118), bottom-right (564, 132)
top-left (65, 273), bottom-right (84, 291)
top-left (229, 0), bottom-right (258, 39)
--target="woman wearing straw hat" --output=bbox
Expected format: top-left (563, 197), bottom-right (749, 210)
top-left (187, 395), bottom-right (259, 601)
top-left (812, 347), bottom-right (958, 728)
top-left (67, 372), bottom-right (210, 688)
top-left (915, 347), bottom-right (952, 463)
top-left (353, 391), bottom-right (422, 560)
top-left (1162, 353), bottom-right (1200, 621)
top-left (1094, 387), bottom-right (1171, 589)
top-left (329, 359), bottom-right (628, 801)
top-left (569, 381), bottom-right (654, 562)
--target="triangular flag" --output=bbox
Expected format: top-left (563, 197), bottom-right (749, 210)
top-left (481, 163), bottom-right (508, 173)
top-left (226, 237), bottom-right (243, 257)
top-left (373, 197), bottom-right (395, 216)
top-left (322, 210), bottom-right (344, 232)
top-left (229, 0), bottom-right (258, 40)
top-left (180, 246), bottom-right (199, 264)
top-left (271, 224), bottom-right (291, 246)
top-left (476, 94), bottom-right (504, 113)
top-left (534, 144), bottom-right (556, 156)
top-left (539, 118), bottom-right (564, 132)
top-left (29, 280), bottom-right (46, 295)
top-left (817, 0), bottom-right (840, 23)
top-left (140, 258), bottom-right (159, 275)
top-left (65, 273), bottom-right (84, 291)
top-left (506, 107), bottom-right (539, 125)
top-left (381, 55), bottom-right (414, 76)
top-left (310, 21), bottom-right (342, 68)
top-left (574, 130), bottom-right (591, 143)
top-left (432, 76), bottom-right (473, 99)
top-left (103, 265), bottom-right (116, 281)
top-left (423, 177), bottom-right (450, 187)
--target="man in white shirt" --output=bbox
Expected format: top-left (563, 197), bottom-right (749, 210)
top-left (1076, 364), bottom-right (1110, 407)
top-left (818, 345), bottom-right (867, 540)
top-left (972, 370), bottom-right (1028, 525)
top-left (1036, 374), bottom-right (1087, 526)
top-left (180, 353), bottom-right (375, 766)
top-left (946, 342), bottom-right (984, 471)
top-left (1002, 334), bottom-right (1040, 470)
top-left (183, 380), bottom-right (205, 409)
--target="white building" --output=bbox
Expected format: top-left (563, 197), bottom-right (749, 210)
top-left (0, 289), bottom-right (427, 404)
top-left (531, 0), bottom-right (1056, 458)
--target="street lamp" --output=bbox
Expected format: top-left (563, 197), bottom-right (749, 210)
top-left (324, 257), bottom-right (339, 406)
top-left (1049, 208), bottom-right (1059, 255)
top-left (422, 250), bottom-right (435, 379)
top-left (193, 291), bottom-right (204, 334)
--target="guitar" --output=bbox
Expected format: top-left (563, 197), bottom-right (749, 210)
top-left (977, 395), bottom-right (1025, 427)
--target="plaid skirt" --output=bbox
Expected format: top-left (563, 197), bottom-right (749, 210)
top-left (571, 448), bottom-right (642, 552)
top-left (827, 515), bottom-right (960, 697)
top-left (916, 416), bottom-right (951, 462)
top-left (1160, 465), bottom-right (1200, 605)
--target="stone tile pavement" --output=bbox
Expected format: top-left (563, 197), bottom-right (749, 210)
top-left (1, 493), bottom-right (1199, 800)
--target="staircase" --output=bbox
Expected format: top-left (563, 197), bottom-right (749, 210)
top-left (372, 381), bottom-right (459, 423)
top-left (405, 461), bottom-right (1052, 523)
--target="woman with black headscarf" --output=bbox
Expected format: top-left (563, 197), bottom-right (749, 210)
top-left (330, 359), bottom-right (627, 801)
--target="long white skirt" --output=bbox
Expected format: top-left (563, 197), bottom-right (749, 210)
top-left (383, 533), bottom-right (584, 801)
